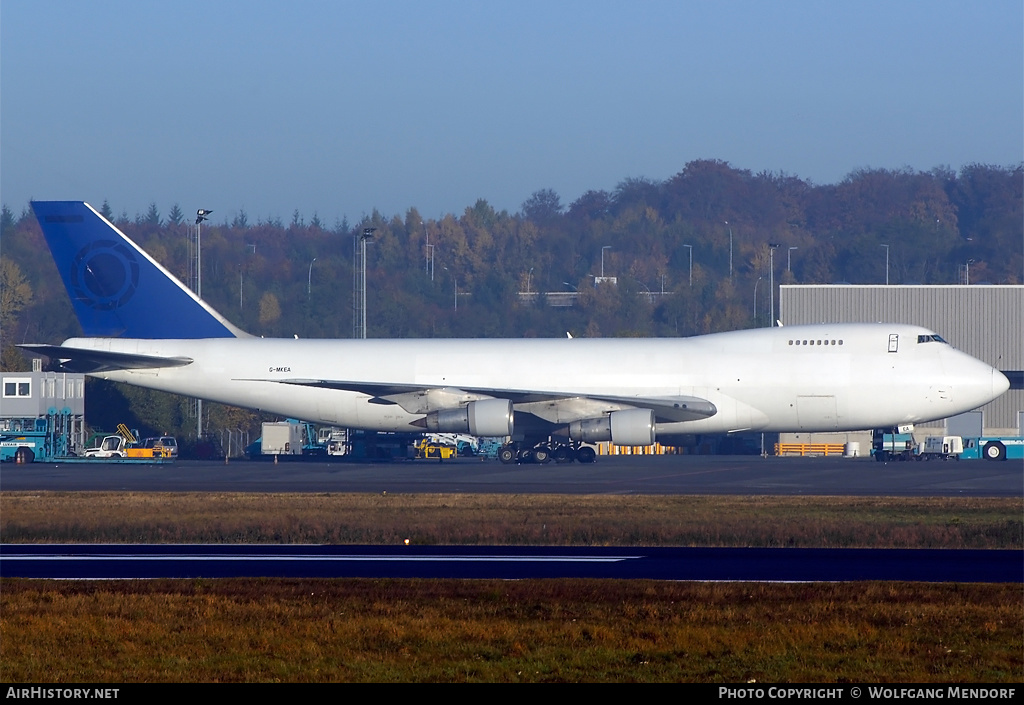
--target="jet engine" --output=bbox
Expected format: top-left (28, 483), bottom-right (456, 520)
top-left (424, 398), bottom-right (514, 437)
top-left (568, 408), bottom-right (656, 446)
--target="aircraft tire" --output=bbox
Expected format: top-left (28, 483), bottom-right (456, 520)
top-left (532, 446), bottom-right (551, 464)
top-left (576, 446), bottom-right (597, 464)
top-left (498, 446), bottom-right (517, 465)
top-left (552, 446), bottom-right (574, 463)
top-left (983, 441), bottom-right (1007, 461)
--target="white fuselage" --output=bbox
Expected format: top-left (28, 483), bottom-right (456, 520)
top-left (68, 323), bottom-right (1007, 438)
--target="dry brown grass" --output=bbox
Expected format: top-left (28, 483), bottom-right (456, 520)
top-left (3, 492), bottom-right (1020, 682)
top-left (2, 492), bottom-right (1021, 547)
top-left (2, 579), bottom-right (1020, 683)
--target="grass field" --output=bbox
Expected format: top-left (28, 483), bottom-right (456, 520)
top-left (2, 579), bottom-right (1020, 682)
top-left (2, 492), bottom-right (1020, 547)
top-left (2, 492), bottom-right (1021, 682)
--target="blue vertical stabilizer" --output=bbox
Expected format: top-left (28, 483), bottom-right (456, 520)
top-left (31, 201), bottom-right (246, 339)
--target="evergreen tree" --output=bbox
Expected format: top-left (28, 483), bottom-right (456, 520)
top-left (167, 203), bottom-right (184, 225)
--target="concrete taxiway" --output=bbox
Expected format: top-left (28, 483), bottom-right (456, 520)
top-left (1, 454), bottom-right (1020, 496)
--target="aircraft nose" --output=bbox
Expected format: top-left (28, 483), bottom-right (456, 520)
top-left (947, 351), bottom-right (1010, 410)
top-left (993, 368), bottom-right (1010, 399)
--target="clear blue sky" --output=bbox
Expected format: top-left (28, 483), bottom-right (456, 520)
top-left (2, 0), bottom-right (1021, 225)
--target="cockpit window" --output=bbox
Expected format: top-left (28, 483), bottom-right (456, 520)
top-left (917, 334), bottom-right (948, 344)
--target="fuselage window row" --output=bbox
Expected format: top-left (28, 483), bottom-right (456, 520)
top-left (787, 340), bottom-right (843, 346)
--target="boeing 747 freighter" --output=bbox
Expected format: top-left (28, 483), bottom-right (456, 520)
top-left (22, 201), bottom-right (1009, 463)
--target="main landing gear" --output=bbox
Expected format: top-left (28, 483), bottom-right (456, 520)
top-left (498, 441), bottom-right (597, 465)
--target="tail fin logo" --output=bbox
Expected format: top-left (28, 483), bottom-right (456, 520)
top-left (70, 240), bottom-right (140, 311)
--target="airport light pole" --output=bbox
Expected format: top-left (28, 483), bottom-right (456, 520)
top-left (424, 222), bottom-right (430, 278)
top-left (601, 245), bottom-right (611, 278)
top-left (194, 209), bottom-right (212, 298)
top-left (424, 222), bottom-right (436, 281)
top-left (361, 229), bottom-right (374, 337)
top-left (307, 257), bottom-right (317, 300)
top-left (880, 244), bottom-right (889, 285)
top-left (768, 243), bottom-right (780, 326)
top-left (194, 208), bottom-right (212, 441)
top-left (354, 228), bottom-right (375, 338)
top-left (788, 246), bottom-right (798, 272)
top-left (683, 244), bottom-right (693, 287)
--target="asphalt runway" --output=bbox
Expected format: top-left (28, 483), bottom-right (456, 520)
top-left (4, 544), bottom-right (1021, 582)
top-left (1, 454), bottom-right (1021, 496)
top-left (4, 456), bottom-right (1020, 583)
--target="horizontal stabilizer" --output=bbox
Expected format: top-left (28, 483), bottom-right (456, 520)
top-left (18, 344), bottom-right (193, 373)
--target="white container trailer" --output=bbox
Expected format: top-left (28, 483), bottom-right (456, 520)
top-left (261, 422), bottom-right (307, 455)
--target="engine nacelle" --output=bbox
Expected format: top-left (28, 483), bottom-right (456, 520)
top-left (568, 409), bottom-right (656, 447)
top-left (424, 398), bottom-right (514, 437)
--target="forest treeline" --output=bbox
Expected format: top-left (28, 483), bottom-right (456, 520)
top-left (2, 159), bottom-right (1021, 441)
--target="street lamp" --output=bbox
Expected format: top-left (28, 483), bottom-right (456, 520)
top-left (527, 267), bottom-right (534, 294)
top-left (443, 266), bottom-right (458, 311)
top-left (307, 257), bottom-right (317, 299)
top-left (965, 258), bottom-right (975, 286)
top-left (880, 244), bottom-right (889, 285)
top-left (683, 244), bottom-right (693, 287)
top-left (768, 243), bottom-right (781, 326)
top-left (753, 276), bottom-right (762, 323)
top-left (638, 281), bottom-right (654, 305)
top-left (788, 246), bottom-right (798, 272)
top-left (601, 245), bottom-right (611, 278)
top-left (725, 221), bottom-right (733, 281)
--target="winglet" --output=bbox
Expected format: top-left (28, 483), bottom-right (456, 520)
top-left (31, 201), bottom-right (248, 339)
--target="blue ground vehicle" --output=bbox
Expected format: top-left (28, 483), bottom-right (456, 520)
top-left (871, 427), bottom-right (916, 461)
top-left (960, 436), bottom-right (1024, 461)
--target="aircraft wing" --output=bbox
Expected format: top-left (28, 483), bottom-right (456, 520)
top-left (263, 378), bottom-right (717, 423)
top-left (18, 344), bottom-right (194, 373)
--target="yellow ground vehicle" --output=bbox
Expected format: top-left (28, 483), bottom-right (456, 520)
top-left (413, 439), bottom-right (457, 461)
